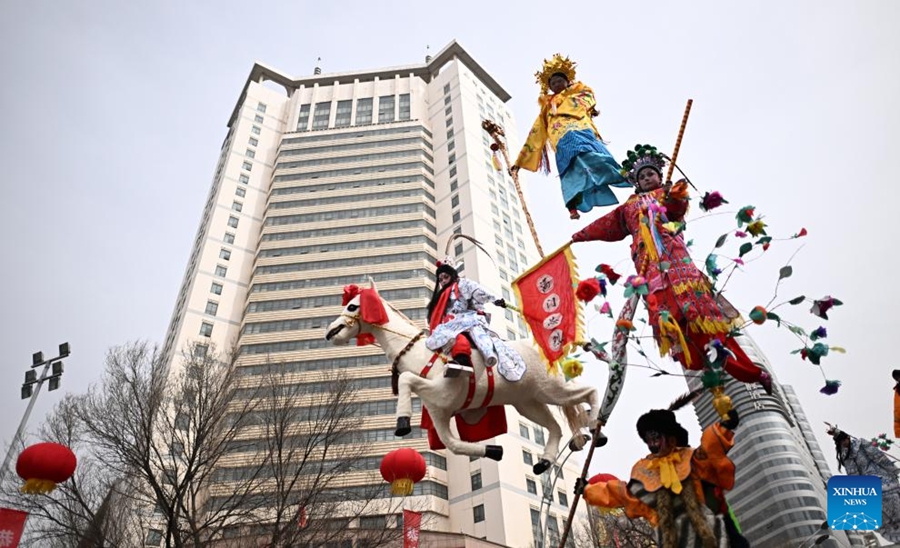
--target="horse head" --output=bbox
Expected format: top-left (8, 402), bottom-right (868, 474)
top-left (324, 279), bottom-right (388, 346)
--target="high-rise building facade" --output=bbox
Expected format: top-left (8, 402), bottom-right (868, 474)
top-left (688, 335), bottom-right (863, 547)
top-left (159, 41), bottom-right (586, 547)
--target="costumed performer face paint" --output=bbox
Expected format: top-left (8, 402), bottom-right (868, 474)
top-left (642, 430), bottom-right (672, 456)
top-left (548, 73), bottom-right (569, 94)
top-left (636, 166), bottom-right (663, 193)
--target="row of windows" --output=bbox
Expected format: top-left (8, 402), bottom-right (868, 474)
top-left (233, 375), bottom-right (394, 400)
top-left (238, 354), bottom-right (386, 376)
top-left (279, 136), bottom-right (432, 158)
top-left (249, 268), bottom-right (435, 294)
top-left (297, 94), bottom-right (411, 132)
top-left (282, 124), bottom-right (431, 146)
top-left (267, 187), bottom-right (435, 211)
top-left (214, 449), bottom-right (445, 483)
top-left (239, 399), bottom-right (423, 428)
top-left (253, 252), bottom-right (437, 277)
top-left (260, 219), bottom-right (436, 243)
top-left (270, 174), bottom-right (434, 197)
top-left (257, 235), bottom-right (437, 260)
top-left (272, 161), bottom-right (434, 183)
top-left (275, 148), bottom-right (433, 172)
top-left (242, 308), bottom-right (426, 335)
top-left (225, 425), bottom-right (422, 454)
top-left (265, 203), bottom-right (436, 228)
top-left (247, 287), bottom-right (432, 313)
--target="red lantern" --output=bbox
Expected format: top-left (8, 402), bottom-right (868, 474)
top-left (16, 442), bottom-right (77, 494)
top-left (380, 448), bottom-right (425, 496)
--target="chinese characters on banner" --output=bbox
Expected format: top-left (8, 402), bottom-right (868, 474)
top-left (403, 509), bottom-right (422, 548)
top-left (0, 508), bottom-right (27, 548)
top-left (512, 245), bottom-right (582, 370)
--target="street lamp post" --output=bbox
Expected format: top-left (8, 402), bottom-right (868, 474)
top-left (0, 342), bottom-right (70, 483)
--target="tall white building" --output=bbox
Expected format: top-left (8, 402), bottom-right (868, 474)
top-left (159, 41), bottom-right (586, 547)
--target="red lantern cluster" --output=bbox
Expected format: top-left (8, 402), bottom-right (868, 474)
top-left (380, 448), bottom-right (425, 496)
top-left (16, 442), bottom-right (77, 494)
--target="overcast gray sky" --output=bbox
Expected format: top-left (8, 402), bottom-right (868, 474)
top-left (1, 1), bottom-right (898, 482)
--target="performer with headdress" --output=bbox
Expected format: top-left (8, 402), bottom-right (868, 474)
top-left (570, 144), bottom-right (772, 395)
top-left (827, 425), bottom-right (900, 542)
top-left (425, 236), bottom-right (525, 381)
top-left (576, 404), bottom-right (749, 548)
top-left (510, 54), bottom-right (630, 219)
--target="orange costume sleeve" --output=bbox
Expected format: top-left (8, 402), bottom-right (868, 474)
top-left (583, 479), bottom-right (658, 526)
top-left (894, 390), bottom-right (900, 438)
top-left (691, 423), bottom-right (736, 491)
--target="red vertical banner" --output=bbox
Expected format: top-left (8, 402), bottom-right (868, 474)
top-left (402, 509), bottom-right (422, 548)
top-left (0, 508), bottom-right (28, 547)
top-left (512, 244), bottom-right (583, 371)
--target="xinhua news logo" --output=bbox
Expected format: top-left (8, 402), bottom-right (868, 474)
top-left (828, 475), bottom-right (882, 531)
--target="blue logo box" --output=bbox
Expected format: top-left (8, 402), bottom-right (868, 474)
top-left (828, 475), bottom-right (882, 531)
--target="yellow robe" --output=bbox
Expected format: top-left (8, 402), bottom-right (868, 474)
top-left (515, 82), bottom-right (603, 172)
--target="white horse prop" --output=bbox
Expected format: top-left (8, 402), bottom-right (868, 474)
top-left (325, 281), bottom-right (603, 474)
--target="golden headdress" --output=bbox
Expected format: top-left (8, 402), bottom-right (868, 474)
top-left (534, 54), bottom-right (577, 95)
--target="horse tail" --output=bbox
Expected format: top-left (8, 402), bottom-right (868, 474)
top-left (562, 404), bottom-right (586, 435)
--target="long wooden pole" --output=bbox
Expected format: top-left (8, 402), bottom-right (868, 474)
top-left (481, 120), bottom-right (545, 258)
top-left (666, 99), bottom-right (693, 183)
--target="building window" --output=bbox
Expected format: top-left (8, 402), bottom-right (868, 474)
top-left (355, 98), bottom-right (373, 125)
top-left (399, 94), bottom-right (410, 121)
top-left (523, 450), bottom-right (533, 465)
top-left (445, 106), bottom-right (452, 116)
top-left (205, 301), bottom-right (219, 316)
top-left (491, 203), bottom-right (499, 215)
top-left (446, 117), bottom-right (453, 128)
top-left (449, 166), bottom-right (457, 178)
top-left (334, 100), bottom-right (352, 127)
top-left (504, 310), bottom-right (514, 321)
top-left (312, 102), bottom-right (331, 129)
top-left (146, 529), bottom-right (163, 547)
top-left (242, 161), bottom-right (252, 171)
top-left (526, 478), bottom-right (537, 495)
top-left (194, 344), bottom-right (208, 359)
top-left (558, 491), bottom-right (568, 507)
top-left (239, 174), bottom-right (249, 185)
top-left (235, 187), bottom-right (246, 198)
top-left (471, 472), bottom-right (482, 491)
top-left (210, 282), bottom-right (223, 295)
top-left (297, 103), bottom-right (311, 131)
top-left (219, 249), bottom-right (231, 260)
top-left (451, 195), bottom-right (459, 208)
top-left (531, 509), bottom-right (543, 548)
top-left (519, 423), bottom-right (530, 439)
top-left (453, 226), bottom-right (462, 235)
top-left (443, 83), bottom-right (451, 94)
top-left (447, 140), bottom-right (455, 151)
top-left (507, 329), bottom-right (517, 340)
top-left (223, 233), bottom-right (235, 244)
top-left (446, 129), bottom-right (454, 139)
top-left (473, 504), bottom-right (485, 523)
top-left (254, 114), bottom-right (264, 123)
top-left (452, 211), bottom-right (460, 223)
top-left (232, 201), bottom-right (243, 212)
top-left (448, 153), bottom-right (456, 165)
top-left (214, 265), bottom-right (227, 277)
top-left (245, 148), bottom-right (255, 159)
top-left (199, 322), bottom-right (213, 337)
top-left (444, 95), bottom-right (451, 105)
top-left (251, 125), bottom-right (261, 135)
top-left (227, 216), bottom-right (239, 228)
top-left (257, 102), bottom-right (267, 113)
top-left (533, 426), bottom-right (545, 445)
top-left (378, 95), bottom-right (395, 123)
top-left (249, 137), bottom-right (258, 146)
top-left (450, 180), bottom-right (458, 192)
top-left (547, 516), bottom-right (560, 546)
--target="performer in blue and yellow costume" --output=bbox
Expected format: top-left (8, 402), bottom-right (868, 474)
top-left (511, 54), bottom-right (630, 219)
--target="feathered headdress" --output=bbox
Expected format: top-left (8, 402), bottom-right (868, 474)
top-left (534, 54), bottom-right (577, 95)
top-left (620, 143), bottom-right (667, 183)
top-left (436, 233), bottom-right (494, 273)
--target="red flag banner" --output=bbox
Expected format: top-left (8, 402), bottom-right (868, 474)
top-left (403, 509), bottom-right (422, 548)
top-left (512, 243), bottom-right (583, 371)
top-left (0, 508), bottom-right (28, 547)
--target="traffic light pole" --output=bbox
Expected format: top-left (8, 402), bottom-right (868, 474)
top-left (0, 343), bottom-right (69, 485)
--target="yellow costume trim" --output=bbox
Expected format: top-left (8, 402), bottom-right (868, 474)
top-left (639, 212), bottom-right (660, 263)
top-left (672, 279), bottom-right (710, 295)
top-left (535, 54), bottom-right (577, 95)
top-left (687, 317), bottom-right (742, 336)
top-left (659, 314), bottom-right (691, 367)
top-left (648, 452), bottom-right (684, 494)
